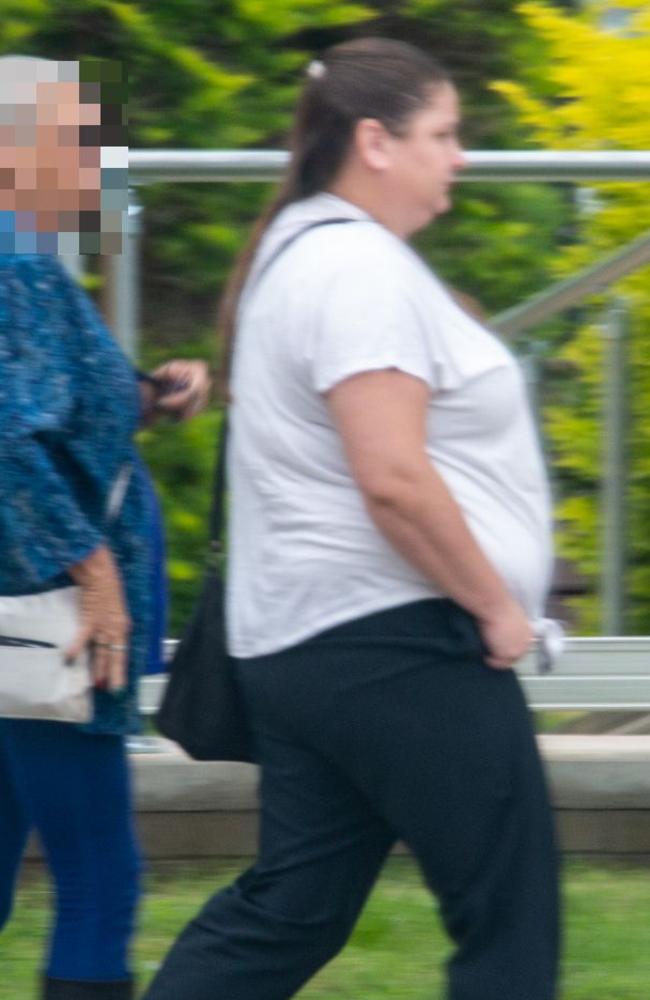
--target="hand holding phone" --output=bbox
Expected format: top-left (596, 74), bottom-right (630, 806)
top-left (142, 361), bottom-right (211, 422)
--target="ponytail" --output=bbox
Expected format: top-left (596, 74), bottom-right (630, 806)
top-left (216, 37), bottom-right (449, 396)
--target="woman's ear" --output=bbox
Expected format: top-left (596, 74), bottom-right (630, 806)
top-left (353, 117), bottom-right (394, 172)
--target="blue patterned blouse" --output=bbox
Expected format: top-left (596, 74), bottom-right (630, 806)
top-left (0, 254), bottom-right (152, 735)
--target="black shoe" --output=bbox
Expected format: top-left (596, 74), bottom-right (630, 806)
top-left (43, 977), bottom-right (135, 1000)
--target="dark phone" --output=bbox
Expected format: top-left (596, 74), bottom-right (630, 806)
top-left (140, 372), bottom-right (190, 398)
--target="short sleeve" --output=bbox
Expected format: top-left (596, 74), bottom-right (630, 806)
top-left (308, 241), bottom-right (437, 395)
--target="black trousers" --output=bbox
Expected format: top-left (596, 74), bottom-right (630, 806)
top-left (144, 599), bottom-right (560, 1000)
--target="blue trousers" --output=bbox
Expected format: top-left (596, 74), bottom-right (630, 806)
top-left (0, 720), bottom-right (141, 982)
top-left (145, 599), bottom-right (560, 1000)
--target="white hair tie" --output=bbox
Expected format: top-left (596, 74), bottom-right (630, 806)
top-left (307, 60), bottom-right (326, 80)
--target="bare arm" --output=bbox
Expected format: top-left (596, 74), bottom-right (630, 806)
top-left (325, 370), bottom-right (532, 668)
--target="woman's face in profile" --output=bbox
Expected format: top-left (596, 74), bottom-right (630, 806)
top-left (386, 82), bottom-right (466, 232)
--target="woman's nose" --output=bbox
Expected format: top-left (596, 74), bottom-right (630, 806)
top-left (452, 142), bottom-right (467, 172)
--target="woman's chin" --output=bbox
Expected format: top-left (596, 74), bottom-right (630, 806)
top-left (434, 192), bottom-right (453, 216)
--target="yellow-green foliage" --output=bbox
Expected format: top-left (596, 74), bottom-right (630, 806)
top-left (495, 1), bottom-right (650, 633)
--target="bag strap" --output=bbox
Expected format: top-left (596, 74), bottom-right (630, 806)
top-left (209, 412), bottom-right (228, 559)
top-left (209, 217), bottom-right (355, 557)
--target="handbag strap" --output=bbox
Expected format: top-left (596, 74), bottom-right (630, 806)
top-left (209, 412), bottom-right (228, 558)
top-left (209, 217), bottom-right (356, 556)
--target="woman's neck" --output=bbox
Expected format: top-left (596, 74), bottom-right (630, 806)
top-left (327, 176), bottom-right (411, 240)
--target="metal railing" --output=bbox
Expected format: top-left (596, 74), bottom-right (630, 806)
top-left (118, 148), bottom-right (650, 354)
top-left (128, 149), bottom-right (650, 184)
top-left (490, 230), bottom-right (650, 337)
top-left (136, 636), bottom-right (650, 714)
top-left (118, 148), bottom-right (650, 353)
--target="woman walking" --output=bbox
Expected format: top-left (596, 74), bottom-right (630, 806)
top-left (0, 55), bottom-right (210, 1000)
top-left (146, 37), bottom-right (559, 1000)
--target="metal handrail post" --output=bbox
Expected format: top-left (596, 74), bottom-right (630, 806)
top-left (601, 299), bottom-right (628, 635)
top-left (109, 189), bottom-right (143, 359)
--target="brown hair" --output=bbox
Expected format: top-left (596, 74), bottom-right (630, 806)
top-left (217, 37), bottom-right (449, 393)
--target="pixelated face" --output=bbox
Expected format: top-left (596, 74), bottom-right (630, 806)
top-left (1, 82), bottom-right (102, 212)
top-left (0, 59), bottom-right (127, 254)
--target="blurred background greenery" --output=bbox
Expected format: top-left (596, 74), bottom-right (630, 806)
top-left (2, 0), bottom-right (649, 636)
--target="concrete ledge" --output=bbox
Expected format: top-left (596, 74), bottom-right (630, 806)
top-left (134, 750), bottom-right (258, 812)
top-left (555, 811), bottom-right (650, 854)
top-left (132, 749), bottom-right (260, 858)
top-left (133, 735), bottom-right (650, 858)
top-left (539, 735), bottom-right (650, 809)
top-left (24, 736), bottom-right (650, 859)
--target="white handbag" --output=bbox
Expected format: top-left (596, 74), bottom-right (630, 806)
top-left (0, 464), bottom-right (133, 723)
top-left (0, 587), bottom-right (92, 722)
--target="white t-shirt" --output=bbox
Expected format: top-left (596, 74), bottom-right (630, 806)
top-left (226, 193), bottom-right (553, 658)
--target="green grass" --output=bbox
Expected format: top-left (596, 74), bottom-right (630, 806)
top-left (3, 858), bottom-right (650, 998)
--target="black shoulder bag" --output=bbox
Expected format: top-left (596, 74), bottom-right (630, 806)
top-left (155, 218), bottom-right (352, 761)
top-left (155, 412), bottom-right (253, 760)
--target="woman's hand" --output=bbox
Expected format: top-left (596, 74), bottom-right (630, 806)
top-left (148, 360), bottom-right (211, 422)
top-left (66, 546), bottom-right (131, 692)
top-left (478, 598), bottom-right (534, 670)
